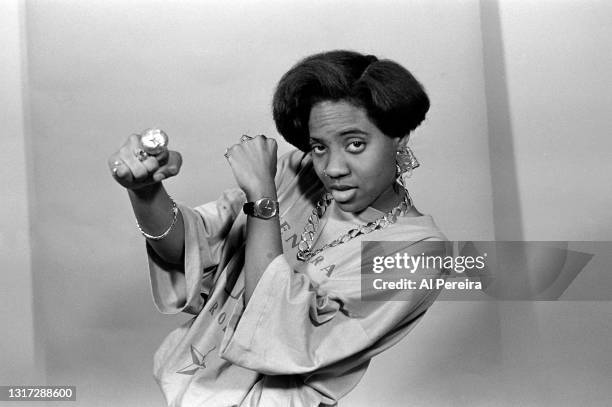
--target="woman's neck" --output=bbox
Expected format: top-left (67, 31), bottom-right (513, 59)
top-left (368, 183), bottom-right (422, 217)
top-left (369, 184), bottom-right (404, 213)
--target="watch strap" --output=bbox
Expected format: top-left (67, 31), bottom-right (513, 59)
top-left (242, 202), bottom-right (255, 215)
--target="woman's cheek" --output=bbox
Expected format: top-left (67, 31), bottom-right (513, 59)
top-left (373, 166), bottom-right (391, 183)
top-left (312, 161), bottom-right (325, 180)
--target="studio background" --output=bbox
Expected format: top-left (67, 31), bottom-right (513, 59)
top-left (2, 0), bottom-right (611, 406)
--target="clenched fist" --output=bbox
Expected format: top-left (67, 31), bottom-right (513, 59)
top-left (108, 133), bottom-right (183, 190)
top-left (225, 134), bottom-right (278, 198)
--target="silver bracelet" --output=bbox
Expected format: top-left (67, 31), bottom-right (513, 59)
top-left (137, 197), bottom-right (179, 241)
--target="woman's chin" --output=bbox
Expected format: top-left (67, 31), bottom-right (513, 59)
top-left (334, 199), bottom-right (367, 214)
top-left (330, 188), bottom-right (357, 202)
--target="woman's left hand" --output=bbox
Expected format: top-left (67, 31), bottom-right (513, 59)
top-left (225, 134), bottom-right (278, 199)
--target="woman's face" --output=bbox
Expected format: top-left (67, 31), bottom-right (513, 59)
top-left (308, 100), bottom-right (404, 213)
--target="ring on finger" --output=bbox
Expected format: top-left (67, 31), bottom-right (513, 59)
top-left (140, 128), bottom-right (169, 155)
top-left (134, 148), bottom-right (149, 162)
top-left (112, 160), bottom-right (122, 175)
top-left (240, 134), bottom-right (253, 143)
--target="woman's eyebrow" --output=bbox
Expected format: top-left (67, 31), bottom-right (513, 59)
top-left (337, 128), bottom-right (369, 137)
top-left (309, 129), bottom-right (370, 143)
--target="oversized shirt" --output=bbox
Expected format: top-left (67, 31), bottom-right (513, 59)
top-left (147, 149), bottom-right (447, 407)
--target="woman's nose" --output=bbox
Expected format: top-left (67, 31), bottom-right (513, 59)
top-left (324, 153), bottom-right (350, 178)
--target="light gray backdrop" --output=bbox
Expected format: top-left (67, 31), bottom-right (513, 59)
top-left (2, 0), bottom-right (611, 406)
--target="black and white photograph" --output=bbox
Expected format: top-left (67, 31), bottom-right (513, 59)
top-left (2, 0), bottom-right (611, 406)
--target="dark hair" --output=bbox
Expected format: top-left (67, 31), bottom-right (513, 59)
top-left (272, 50), bottom-right (430, 152)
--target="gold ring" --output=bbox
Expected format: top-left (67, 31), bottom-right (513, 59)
top-left (134, 148), bottom-right (149, 162)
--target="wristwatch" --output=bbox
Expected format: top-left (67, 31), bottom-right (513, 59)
top-left (242, 197), bottom-right (279, 219)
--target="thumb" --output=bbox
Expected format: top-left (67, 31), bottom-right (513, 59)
top-left (152, 150), bottom-right (182, 181)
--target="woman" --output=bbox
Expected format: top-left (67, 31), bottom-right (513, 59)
top-left (108, 50), bottom-right (447, 407)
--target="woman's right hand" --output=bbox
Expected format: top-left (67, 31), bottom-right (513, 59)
top-left (108, 134), bottom-right (183, 190)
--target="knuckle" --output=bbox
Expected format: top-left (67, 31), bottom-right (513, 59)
top-left (146, 162), bottom-right (159, 173)
top-left (149, 155), bottom-right (160, 166)
top-left (115, 169), bottom-right (128, 180)
top-left (132, 168), bottom-right (148, 180)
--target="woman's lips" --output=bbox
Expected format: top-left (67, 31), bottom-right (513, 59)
top-left (330, 186), bottom-right (357, 202)
top-left (329, 184), bottom-right (354, 191)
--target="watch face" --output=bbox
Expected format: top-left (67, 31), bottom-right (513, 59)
top-left (256, 198), bottom-right (278, 218)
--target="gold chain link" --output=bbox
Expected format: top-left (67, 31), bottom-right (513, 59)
top-left (296, 190), bottom-right (412, 262)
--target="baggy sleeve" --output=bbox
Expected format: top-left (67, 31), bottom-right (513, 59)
top-left (218, 239), bottom-right (449, 375)
top-left (146, 150), bottom-right (306, 316)
top-left (147, 188), bottom-right (246, 315)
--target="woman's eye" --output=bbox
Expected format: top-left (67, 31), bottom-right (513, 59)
top-left (310, 145), bottom-right (326, 154)
top-left (347, 141), bottom-right (365, 153)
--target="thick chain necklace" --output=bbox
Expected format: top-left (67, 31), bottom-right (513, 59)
top-left (296, 190), bottom-right (413, 262)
